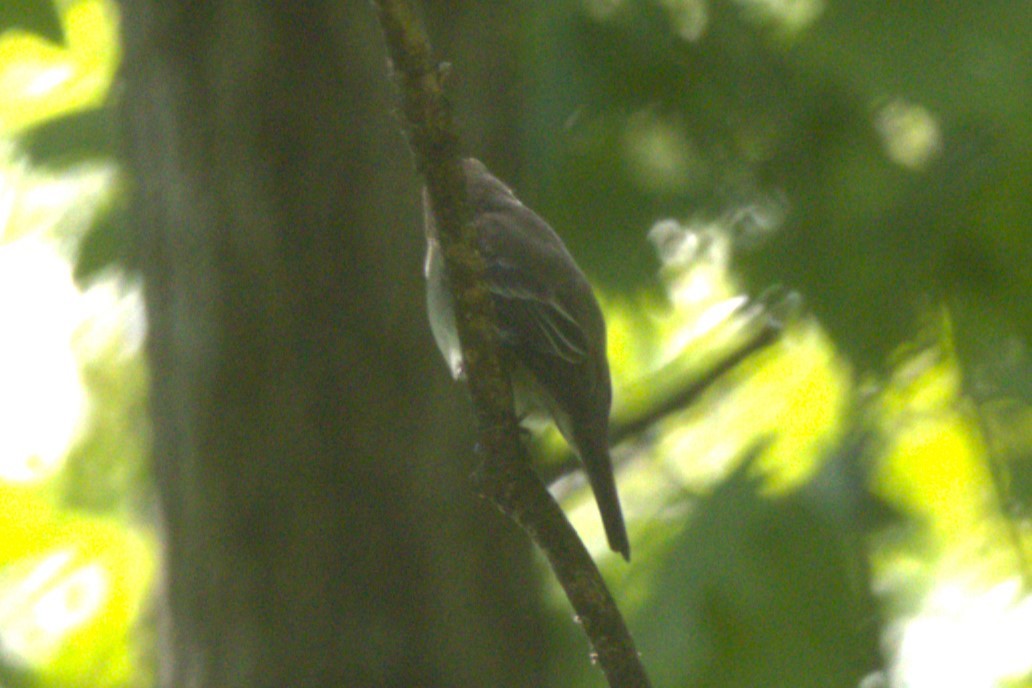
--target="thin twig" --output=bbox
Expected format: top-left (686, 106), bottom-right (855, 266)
top-left (614, 315), bottom-right (783, 446)
top-left (373, 2), bottom-right (651, 686)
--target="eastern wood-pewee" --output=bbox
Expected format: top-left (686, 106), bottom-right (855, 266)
top-left (423, 158), bottom-right (630, 560)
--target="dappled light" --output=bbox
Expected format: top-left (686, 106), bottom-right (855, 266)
top-left (0, 238), bottom-right (85, 482)
top-left (875, 99), bottom-right (943, 170)
top-left (1, 551), bottom-right (108, 666)
top-left (0, 0), bottom-right (117, 134)
top-left (894, 579), bottom-right (1032, 688)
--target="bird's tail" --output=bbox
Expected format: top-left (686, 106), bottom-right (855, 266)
top-left (578, 435), bottom-right (630, 561)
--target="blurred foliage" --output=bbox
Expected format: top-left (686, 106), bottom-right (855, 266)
top-left (520, 0), bottom-right (1030, 375)
top-left (1, 2), bottom-right (152, 688)
top-left (0, 492), bottom-right (155, 688)
top-left (1, 0), bottom-right (1030, 687)
top-left (548, 223), bottom-right (1031, 687)
top-left (0, 0), bottom-right (117, 135)
top-left (511, 7), bottom-right (1032, 679)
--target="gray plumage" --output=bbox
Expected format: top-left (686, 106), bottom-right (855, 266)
top-left (423, 158), bottom-right (630, 560)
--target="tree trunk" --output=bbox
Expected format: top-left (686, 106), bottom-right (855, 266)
top-left (117, 2), bottom-right (544, 686)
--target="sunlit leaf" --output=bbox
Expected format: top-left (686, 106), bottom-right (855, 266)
top-left (0, 519), bottom-right (155, 688)
top-left (0, 0), bottom-right (118, 135)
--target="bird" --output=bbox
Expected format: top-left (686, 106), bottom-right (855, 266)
top-left (423, 157), bottom-right (630, 560)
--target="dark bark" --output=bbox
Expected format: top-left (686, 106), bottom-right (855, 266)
top-left (117, 2), bottom-right (544, 686)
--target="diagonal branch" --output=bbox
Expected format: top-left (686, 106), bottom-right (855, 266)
top-left (373, 2), bottom-right (652, 686)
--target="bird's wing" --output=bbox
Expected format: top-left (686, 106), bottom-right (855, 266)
top-left (482, 257), bottom-right (589, 364)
